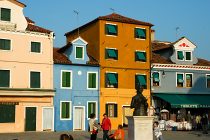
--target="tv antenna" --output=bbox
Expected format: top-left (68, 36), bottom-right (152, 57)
top-left (110, 8), bottom-right (115, 13)
top-left (73, 10), bottom-right (79, 37)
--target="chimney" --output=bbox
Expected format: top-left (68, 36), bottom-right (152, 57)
top-left (151, 29), bottom-right (155, 41)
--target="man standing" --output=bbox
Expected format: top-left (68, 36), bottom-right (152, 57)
top-left (101, 113), bottom-right (111, 140)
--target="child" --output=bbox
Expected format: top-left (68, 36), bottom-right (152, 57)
top-left (109, 124), bottom-right (125, 140)
top-left (153, 121), bottom-right (163, 140)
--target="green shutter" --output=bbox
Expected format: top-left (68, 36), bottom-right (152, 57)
top-left (177, 51), bottom-right (184, 60)
top-left (114, 104), bottom-right (118, 117)
top-left (88, 73), bottom-right (96, 88)
top-left (88, 102), bottom-right (96, 117)
top-left (1, 8), bottom-right (11, 21)
top-left (76, 47), bottom-right (83, 58)
top-left (186, 52), bottom-right (191, 60)
top-left (105, 104), bottom-right (108, 116)
top-left (106, 24), bottom-right (117, 35)
top-left (107, 73), bottom-right (118, 84)
top-left (30, 72), bottom-right (40, 88)
top-left (135, 28), bottom-right (146, 39)
top-left (62, 102), bottom-right (70, 119)
top-left (0, 105), bottom-right (15, 123)
top-left (62, 72), bottom-right (71, 87)
top-left (177, 74), bottom-right (184, 83)
top-left (61, 102), bottom-right (66, 118)
top-left (0, 39), bottom-right (11, 50)
top-left (136, 52), bottom-right (146, 61)
top-left (0, 70), bottom-right (10, 87)
top-left (153, 72), bottom-right (160, 82)
top-left (31, 42), bottom-right (41, 53)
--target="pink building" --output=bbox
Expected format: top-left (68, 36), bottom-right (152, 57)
top-left (0, 0), bottom-right (54, 132)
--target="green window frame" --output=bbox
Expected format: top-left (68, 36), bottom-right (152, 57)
top-left (185, 52), bottom-right (191, 61)
top-left (61, 102), bottom-right (71, 119)
top-left (135, 51), bottom-right (146, 62)
top-left (135, 75), bottom-right (147, 89)
top-left (0, 70), bottom-right (10, 87)
top-left (0, 105), bottom-right (15, 123)
top-left (75, 46), bottom-right (83, 59)
top-left (177, 51), bottom-right (184, 60)
top-left (0, 39), bottom-right (11, 50)
top-left (88, 72), bottom-right (97, 89)
top-left (153, 72), bottom-right (160, 86)
top-left (135, 28), bottom-right (146, 39)
top-left (106, 73), bottom-right (118, 88)
top-left (61, 71), bottom-right (72, 88)
top-left (1, 8), bottom-right (11, 21)
top-left (30, 71), bottom-right (40, 88)
top-left (105, 24), bottom-right (118, 36)
top-left (207, 75), bottom-right (210, 88)
top-left (31, 42), bottom-right (41, 53)
top-left (105, 48), bottom-right (118, 60)
top-left (105, 103), bottom-right (118, 117)
top-left (88, 102), bottom-right (97, 118)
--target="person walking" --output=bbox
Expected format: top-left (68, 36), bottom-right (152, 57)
top-left (201, 114), bottom-right (208, 134)
top-left (109, 124), bottom-right (125, 140)
top-left (153, 121), bottom-right (163, 140)
top-left (89, 113), bottom-right (100, 140)
top-left (196, 114), bottom-right (201, 130)
top-left (101, 113), bottom-right (111, 140)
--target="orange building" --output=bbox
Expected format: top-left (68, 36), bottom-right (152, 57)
top-left (65, 13), bottom-right (153, 129)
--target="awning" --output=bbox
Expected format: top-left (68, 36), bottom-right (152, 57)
top-left (154, 94), bottom-right (210, 108)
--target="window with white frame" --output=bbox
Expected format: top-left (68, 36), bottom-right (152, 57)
top-left (0, 70), bottom-right (10, 87)
top-left (75, 46), bottom-right (84, 59)
top-left (152, 72), bottom-right (160, 86)
top-left (185, 73), bottom-right (192, 87)
top-left (105, 24), bottom-right (118, 36)
top-left (87, 72), bottom-right (97, 89)
top-left (31, 42), bottom-right (41, 53)
top-left (134, 28), bottom-right (146, 39)
top-left (105, 103), bottom-right (117, 117)
top-left (60, 101), bottom-right (71, 120)
top-left (61, 70), bottom-right (72, 88)
top-left (177, 73), bottom-right (184, 87)
top-left (87, 102), bottom-right (97, 118)
top-left (177, 51), bottom-right (192, 61)
top-left (207, 75), bottom-right (210, 88)
top-left (0, 39), bottom-right (11, 50)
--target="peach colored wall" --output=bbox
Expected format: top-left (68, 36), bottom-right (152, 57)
top-left (0, 96), bottom-right (53, 133)
top-left (0, 0), bottom-right (27, 30)
top-left (0, 32), bottom-right (53, 89)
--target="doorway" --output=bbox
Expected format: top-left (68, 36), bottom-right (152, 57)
top-left (25, 107), bottom-right (36, 131)
top-left (73, 106), bottom-right (85, 130)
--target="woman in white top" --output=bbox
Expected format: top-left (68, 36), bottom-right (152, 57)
top-left (89, 113), bottom-right (99, 140)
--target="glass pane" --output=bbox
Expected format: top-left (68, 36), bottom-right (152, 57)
top-left (30, 72), bottom-right (40, 88)
top-left (106, 24), bottom-right (117, 35)
top-left (0, 70), bottom-right (10, 87)
top-left (0, 39), bottom-right (10, 50)
top-left (135, 28), bottom-right (146, 39)
top-left (76, 47), bottom-right (83, 58)
top-left (186, 52), bottom-right (191, 60)
top-left (177, 51), bottom-right (184, 60)
top-left (0, 105), bottom-right (15, 123)
top-left (31, 42), bottom-right (41, 53)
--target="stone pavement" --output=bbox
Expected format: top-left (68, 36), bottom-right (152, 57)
top-left (0, 130), bottom-right (210, 140)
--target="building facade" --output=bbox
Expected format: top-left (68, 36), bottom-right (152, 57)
top-left (0, 0), bottom-right (54, 132)
top-left (53, 37), bottom-right (100, 131)
top-left (151, 37), bottom-right (210, 121)
top-left (65, 13), bottom-right (153, 129)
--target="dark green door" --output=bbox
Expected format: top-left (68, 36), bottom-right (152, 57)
top-left (25, 107), bottom-right (36, 131)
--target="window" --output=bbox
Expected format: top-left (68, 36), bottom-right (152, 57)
top-left (185, 52), bottom-right (192, 61)
top-left (0, 70), bottom-right (10, 87)
top-left (185, 74), bottom-right (192, 87)
top-left (87, 102), bottom-right (97, 118)
top-left (105, 73), bottom-right (118, 88)
top-left (135, 28), bottom-right (146, 39)
top-left (87, 72), bottom-right (97, 89)
top-left (1, 8), bottom-right (11, 21)
top-left (61, 70), bottom-right (72, 88)
top-left (0, 105), bottom-right (15, 123)
top-left (75, 46), bottom-right (84, 59)
top-left (105, 103), bottom-right (117, 117)
top-left (60, 102), bottom-right (71, 120)
top-left (135, 51), bottom-right (146, 62)
top-left (31, 42), bottom-right (41, 53)
top-left (177, 73), bottom-right (184, 87)
top-left (177, 51), bottom-right (184, 60)
top-left (207, 75), bottom-right (210, 88)
top-left (30, 71), bottom-right (40, 88)
top-left (105, 24), bottom-right (118, 36)
top-left (105, 48), bottom-right (118, 60)
top-left (153, 72), bottom-right (160, 86)
top-left (135, 74), bottom-right (147, 89)
top-left (0, 39), bottom-right (11, 50)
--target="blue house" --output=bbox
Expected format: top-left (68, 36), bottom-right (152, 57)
top-left (151, 37), bottom-right (210, 121)
top-left (53, 37), bottom-right (100, 131)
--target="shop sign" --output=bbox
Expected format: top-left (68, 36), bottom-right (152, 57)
top-left (0, 102), bottom-right (19, 105)
top-left (180, 104), bottom-right (210, 108)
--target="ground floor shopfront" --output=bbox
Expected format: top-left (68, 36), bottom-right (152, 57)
top-left (153, 93), bottom-right (210, 130)
top-left (0, 89), bottom-right (54, 133)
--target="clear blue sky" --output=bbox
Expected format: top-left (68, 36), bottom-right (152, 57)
top-left (20, 0), bottom-right (210, 60)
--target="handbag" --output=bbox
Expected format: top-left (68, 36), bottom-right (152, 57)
top-left (92, 129), bottom-right (98, 134)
